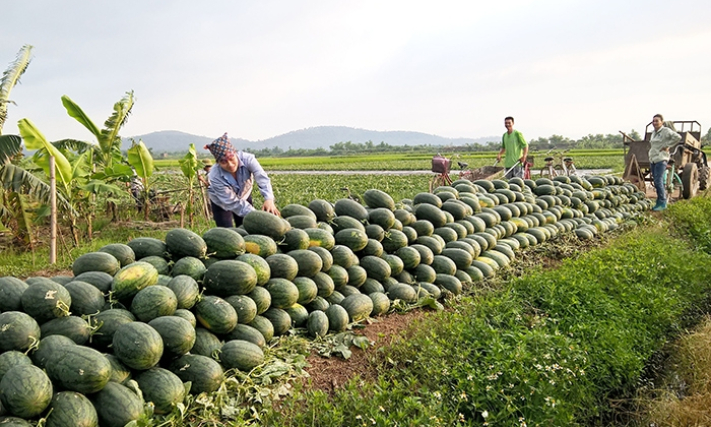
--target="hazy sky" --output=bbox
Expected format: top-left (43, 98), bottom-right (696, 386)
top-left (2, 0), bottom-right (711, 144)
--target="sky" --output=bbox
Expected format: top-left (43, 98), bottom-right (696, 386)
top-left (2, 0), bottom-right (711, 144)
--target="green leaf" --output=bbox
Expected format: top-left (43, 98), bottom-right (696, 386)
top-left (179, 143), bottom-right (199, 179)
top-left (95, 164), bottom-right (133, 181)
top-left (81, 179), bottom-right (124, 194)
top-left (18, 118), bottom-right (72, 185)
top-left (100, 90), bottom-right (134, 157)
top-left (0, 134), bottom-right (22, 164)
top-left (127, 140), bottom-right (154, 179)
top-left (61, 95), bottom-right (102, 141)
top-left (0, 45), bottom-right (32, 134)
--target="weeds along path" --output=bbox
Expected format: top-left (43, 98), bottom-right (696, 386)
top-left (264, 199), bottom-right (711, 427)
top-left (300, 233), bottom-right (605, 395)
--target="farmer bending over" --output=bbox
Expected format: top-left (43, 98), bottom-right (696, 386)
top-left (205, 133), bottom-right (280, 227)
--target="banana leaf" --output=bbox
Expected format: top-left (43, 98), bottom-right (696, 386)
top-left (18, 118), bottom-right (72, 185)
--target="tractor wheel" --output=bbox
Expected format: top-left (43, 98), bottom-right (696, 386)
top-left (699, 165), bottom-right (710, 190)
top-left (682, 162), bottom-right (699, 199)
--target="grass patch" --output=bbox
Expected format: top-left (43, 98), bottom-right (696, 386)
top-left (265, 226), bottom-right (711, 426)
top-left (637, 316), bottom-right (711, 426)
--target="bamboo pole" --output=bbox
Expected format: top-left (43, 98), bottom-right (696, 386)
top-left (49, 156), bottom-right (57, 264)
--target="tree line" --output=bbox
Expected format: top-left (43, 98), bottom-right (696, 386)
top-left (247, 130), bottom-right (646, 158)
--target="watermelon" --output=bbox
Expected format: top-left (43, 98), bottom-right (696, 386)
top-left (0, 364), bottom-right (53, 418)
top-left (288, 249), bottom-right (324, 278)
top-left (46, 345), bottom-right (112, 394)
top-left (44, 391), bottom-right (98, 427)
top-left (112, 322), bottom-right (164, 370)
top-left (219, 340), bottom-right (265, 372)
top-left (130, 285), bottom-right (178, 322)
top-left (202, 227), bottom-right (246, 259)
top-left (165, 228), bottom-right (208, 259)
top-left (243, 234), bottom-right (279, 257)
top-left (0, 351), bottom-right (32, 383)
top-left (0, 277), bottom-right (29, 312)
top-left (170, 256), bottom-right (207, 281)
top-left (98, 243), bottom-right (136, 267)
top-left (284, 303), bottom-right (309, 327)
top-left (203, 260), bottom-right (258, 296)
top-left (339, 294), bottom-right (373, 322)
top-left (264, 278), bottom-right (299, 309)
top-left (223, 324), bottom-right (266, 349)
top-left (21, 281), bottom-right (72, 323)
top-left (325, 304), bottom-right (349, 332)
top-left (266, 253), bottom-right (299, 281)
top-left (369, 292), bottom-right (391, 315)
top-left (166, 275), bottom-right (200, 310)
top-left (308, 199), bottom-right (336, 222)
top-left (0, 312), bottom-right (41, 353)
top-left (280, 228), bottom-right (311, 252)
top-left (168, 354), bottom-right (223, 394)
top-left (236, 253), bottom-right (271, 286)
top-left (148, 316), bottom-right (196, 358)
top-left (262, 308), bottom-right (291, 336)
top-left (127, 237), bottom-right (167, 259)
top-left (224, 295), bottom-right (258, 325)
top-left (308, 246), bottom-right (333, 271)
top-left (90, 309), bottom-right (135, 348)
top-left (304, 227), bottom-right (336, 250)
top-left (72, 251), bottom-right (120, 276)
top-left (191, 328), bottom-right (223, 359)
top-left (334, 198), bottom-right (369, 221)
top-left (39, 316), bottom-right (91, 345)
top-left (248, 315), bottom-right (275, 342)
top-left (195, 295), bottom-right (238, 335)
top-left (92, 382), bottom-right (144, 427)
top-left (31, 335), bottom-right (76, 369)
top-left (363, 189), bottom-right (395, 211)
top-left (64, 280), bottom-right (105, 316)
top-left (111, 261), bottom-right (159, 301)
top-left (242, 210), bottom-right (291, 240)
top-left (306, 311), bottom-right (329, 338)
top-left (134, 367), bottom-right (186, 414)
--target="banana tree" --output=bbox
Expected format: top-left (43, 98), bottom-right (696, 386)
top-left (127, 140), bottom-right (154, 221)
top-left (18, 118), bottom-right (88, 244)
top-left (62, 91), bottom-right (134, 172)
top-left (0, 134), bottom-right (73, 247)
top-left (61, 92), bottom-right (135, 220)
top-left (178, 143), bottom-right (201, 227)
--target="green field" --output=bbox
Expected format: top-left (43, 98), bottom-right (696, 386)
top-left (154, 149), bottom-right (626, 172)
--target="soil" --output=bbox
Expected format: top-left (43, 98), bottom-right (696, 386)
top-left (301, 310), bottom-right (430, 393)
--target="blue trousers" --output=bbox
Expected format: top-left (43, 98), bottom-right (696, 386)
top-left (211, 196), bottom-right (252, 228)
top-left (651, 161), bottom-right (667, 203)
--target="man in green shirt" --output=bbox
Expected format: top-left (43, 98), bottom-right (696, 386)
top-left (496, 116), bottom-right (529, 178)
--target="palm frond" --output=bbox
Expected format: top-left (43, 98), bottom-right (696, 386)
top-left (101, 90), bottom-right (134, 158)
top-left (0, 45), bottom-right (33, 134)
top-left (0, 134), bottom-right (22, 164)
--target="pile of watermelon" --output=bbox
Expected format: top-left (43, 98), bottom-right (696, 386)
top-left (0, 174), bottom-right (650, 426)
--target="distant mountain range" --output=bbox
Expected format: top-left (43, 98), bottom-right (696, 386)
top-left (122, 126), bottom-right (498, 153)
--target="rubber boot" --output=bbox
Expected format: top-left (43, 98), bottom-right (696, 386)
top-left (652, 200), bottom-right (667, 211)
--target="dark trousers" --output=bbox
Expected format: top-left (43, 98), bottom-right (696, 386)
top-left (211, 196), bottom-right (252, 228)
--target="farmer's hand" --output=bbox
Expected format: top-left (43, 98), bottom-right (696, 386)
top-left (519, 157), bottom-right (526, 164)
top-left (496, 154), bottom-right (502, 161)
top-left (262, 199), bottom-right (280, 216)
